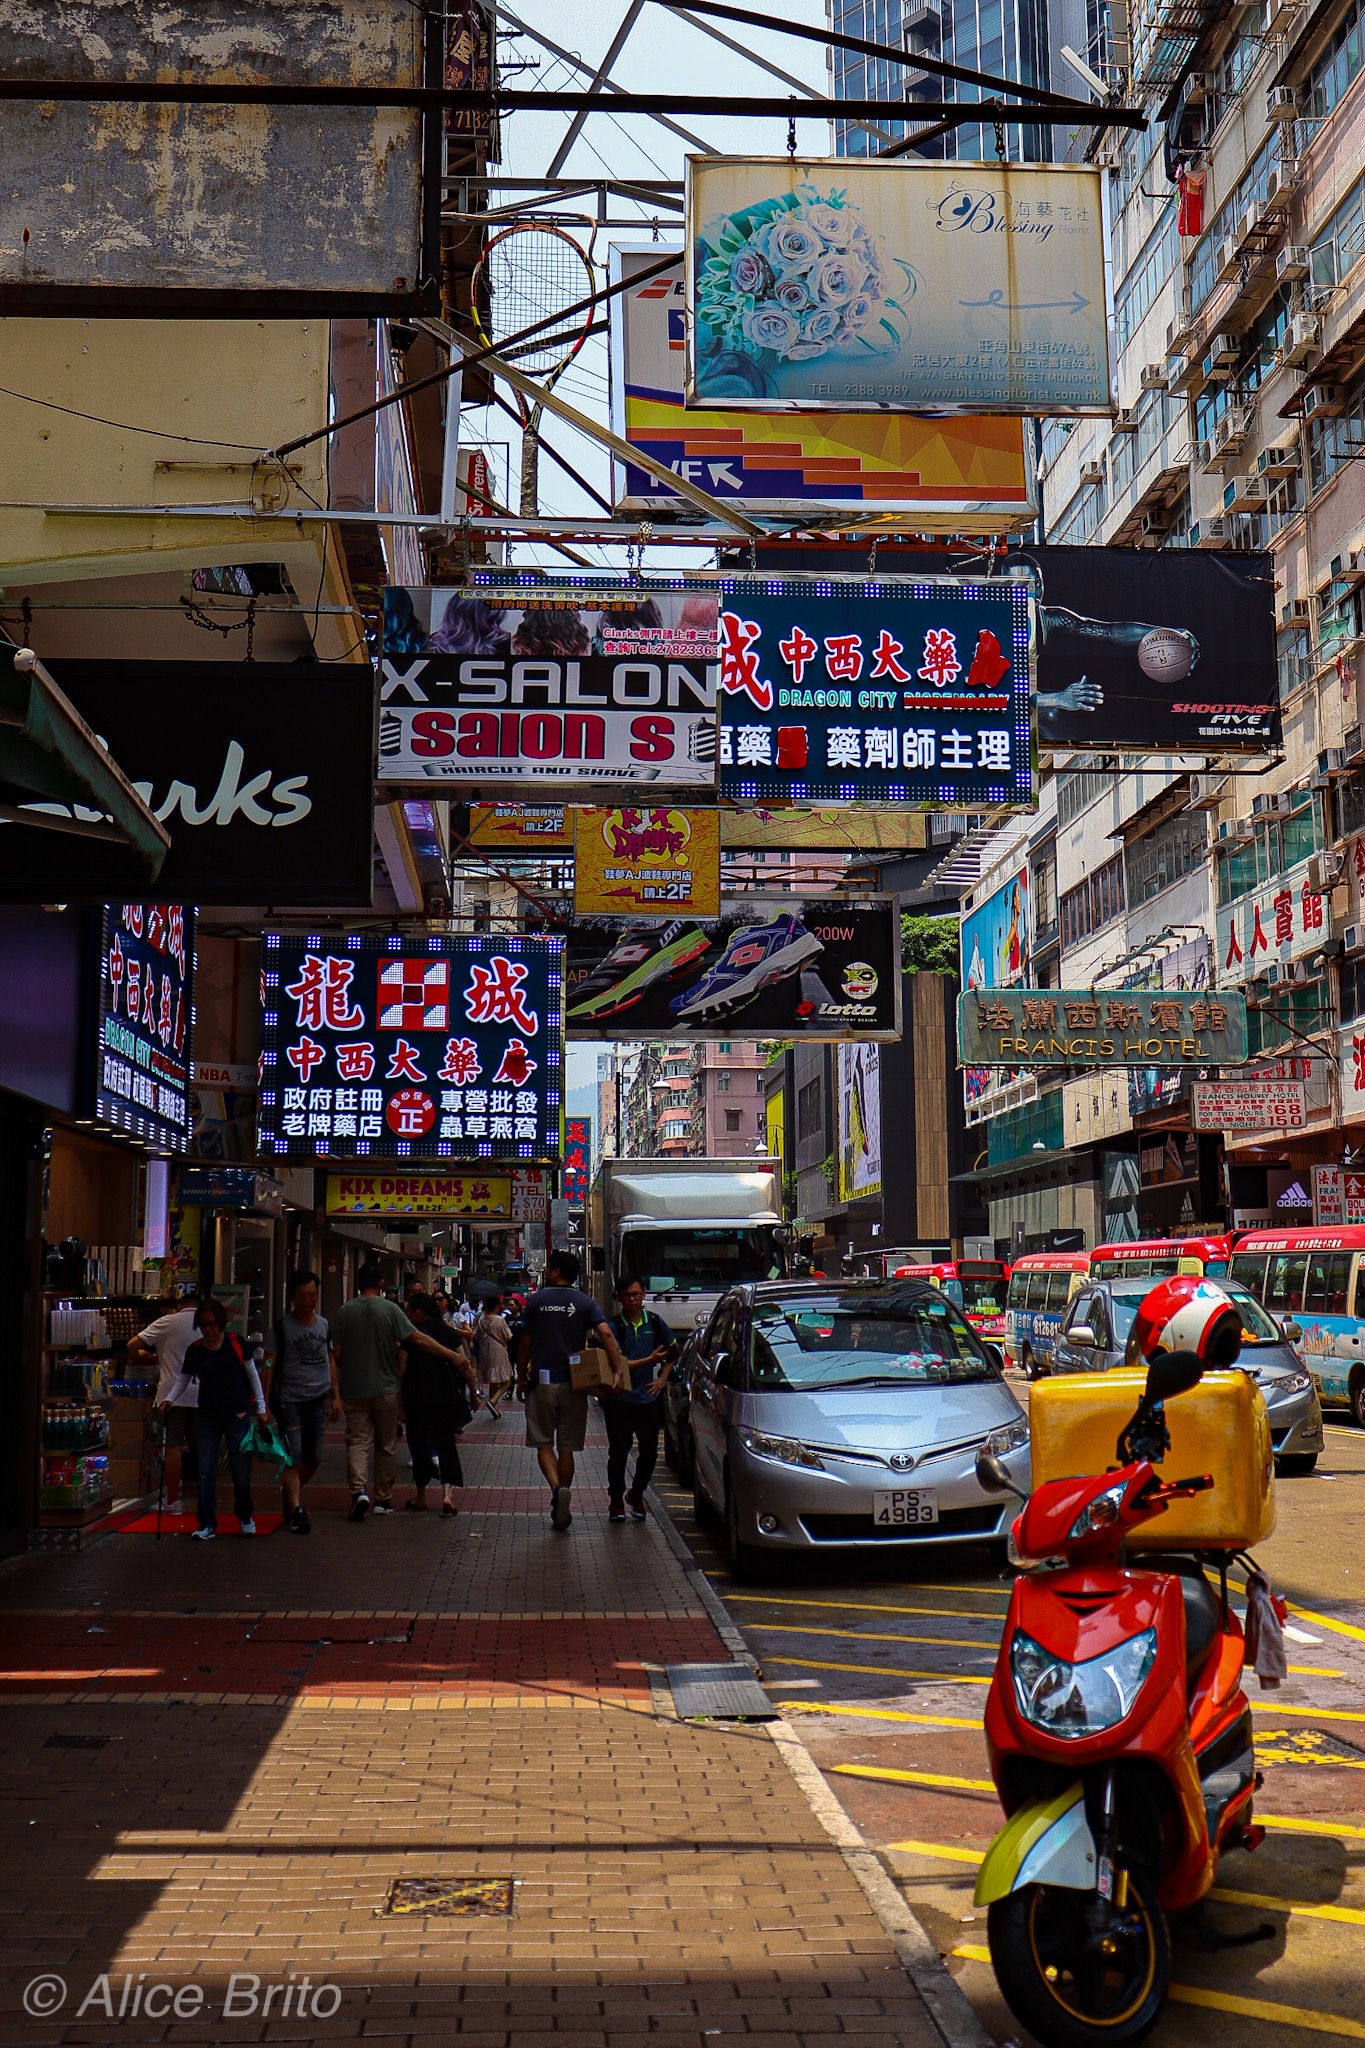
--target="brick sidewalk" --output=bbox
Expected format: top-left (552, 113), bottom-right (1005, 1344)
top-left (0, 1409), bottom-right (951, 2047)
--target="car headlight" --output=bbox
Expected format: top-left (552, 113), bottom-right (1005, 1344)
top-left (1261, 1369), bottom-right (1312, 1397)
top-left (1009, 1627), bottom-right (1157, 1738)
top-left (738, 1429), bottom-right (825, 1470)
top-left (984, 1418), bottom-right (1030, 1457)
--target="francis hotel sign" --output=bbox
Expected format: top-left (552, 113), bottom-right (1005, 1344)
top-left (957, 988), bottom-right (1249, 1069)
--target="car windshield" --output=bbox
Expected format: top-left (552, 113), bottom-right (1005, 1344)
top-left (1106, 1283), bottom-right (1283, 1350)
top-left (749, 1290), bottom-right (999, 1390)
top-left (619, 1228), bottom-right (780, 1294)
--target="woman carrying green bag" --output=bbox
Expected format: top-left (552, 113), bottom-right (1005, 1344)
top-left (160, 1298), bottom-right (268, 1539)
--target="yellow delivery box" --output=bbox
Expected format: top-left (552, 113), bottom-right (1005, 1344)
top-left (1030, 1370), bottom-right (1275, 1551)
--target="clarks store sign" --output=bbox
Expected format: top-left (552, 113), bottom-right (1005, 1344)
top-left (0, 663), bottom-right (374, 905)
top-left (957, 987), bottom-right (1248, 1068)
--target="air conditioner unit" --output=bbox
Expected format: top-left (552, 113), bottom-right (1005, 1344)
top-left (1140, 361), bottom-right (1168, 390)
top-left (1167, 304), bottom-right (1195, 354)
top-left (1303, 380), bottom-right (1344, 421)
top-left (1217, 236), bottom-right (1242, 283)
top-left (1253, 791), bottom-right (1294, 815)
top-left (1169, 351), bottom-right (1205, 393)
top-left (1139, 509), bottom-right (1169, 537)
top-left (1276, 244), bottom-right (1310, 282)
top-left (1188, 773), bottom-right (1229, 808)
top-left (1267, 85), bottom-right (1299, 120)
top-left (1185, 70), bottom-right (1215, 101)
top-left (1192, 515), bottom-right (1229, 547)
top-left (1219, 816), bottom-right (1255, 842)
top-left (1332, 549), bottom-right (1365, 588)
top-left (1198, 436), bottom-right (1219, 471)
top-left (1080, 459), bottom-right (1105, 485)
top-left (1309, 847), bottom-right (1345, 889)
top-left (1280, 314), bottom-right (1322, 367)
top-left (1346, 923), bottom-right (1365, 953)
top-left (1280, 596), bottom-right (1311, 626)
top-left (1236, 202), bottom-right (1267, 250)
top-left (1264, 163), bottom-right (1297, 213)
top-left (1207, 332), bottom-right (1239, 367)
top-left (1224, 472), bottom-right (1267, 512)
top-left (1113, 407), bottom-right (1140, 432)
top-left (1285, 959), bottom-right (1310, 985)
top-left (1215, 405), bottom-right (1254, 454)
top-left (1260, 443), bottom-right (1301, 477)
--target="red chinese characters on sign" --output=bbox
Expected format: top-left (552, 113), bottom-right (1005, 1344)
top-left (719, 611), bottom-right (773, 711)
top-left (870, 629), bottom-right (911, 683)
top-left (438, 1037), bottom-right (482, 1084)
top-left (823, 634), bottom-right (864, 683)
top-left (965, 629), bottom-right (1011, 692)
top-left (285, 954), bottom-right (366, 1033)
top-left (287, 1037), bottom-right (327, 1084)
top-left (1250, 906), bottom-right (1270, 956)
top-left (778, 625), bottom-right (818, 686)
top-left (386, 1038), bottom-right (425, 1082)
top-left (492, 1037), bottom-right (537, 1086)
top-left (336, 1042), bottom-right (376, 1081)
top-left (917, 628), bottom-right (961, 689)
top-left (1274, 889), bottom-right (1294, 946)
top-left (464, 956), bottom-right (539, 1035)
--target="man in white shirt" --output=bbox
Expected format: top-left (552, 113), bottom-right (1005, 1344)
top-left (126, 1294), bottom-right (202, 1514)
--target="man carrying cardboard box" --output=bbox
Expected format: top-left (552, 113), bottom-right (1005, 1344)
top-left (518, 1249), bottom-right (625, 1532)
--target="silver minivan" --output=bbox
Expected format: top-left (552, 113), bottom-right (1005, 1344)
top-left (688, 1279), bottom-right (1031, 1576)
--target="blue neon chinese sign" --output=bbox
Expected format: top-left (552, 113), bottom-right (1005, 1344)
top-left (718, 577), bottom-right (1034, 806)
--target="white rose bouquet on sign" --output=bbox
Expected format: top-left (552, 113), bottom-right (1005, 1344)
top-left (694, 183), bottom-right (917, 396)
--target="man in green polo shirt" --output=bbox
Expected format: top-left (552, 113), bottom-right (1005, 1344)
top-left (603, 1277), bottom-right (677, 1523)
top-left (330, 1262), bottom-right (457, 1520)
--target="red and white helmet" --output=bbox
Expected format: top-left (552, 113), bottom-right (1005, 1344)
top-left (1123, 1275), bottom-right (1243, 1371)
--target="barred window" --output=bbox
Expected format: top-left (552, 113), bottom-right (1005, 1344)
top-left (1125, 809), bottom-right (1207, 905)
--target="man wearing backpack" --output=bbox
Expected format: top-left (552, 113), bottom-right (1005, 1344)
top-left (262, 1269), bottom-right (341, 1535)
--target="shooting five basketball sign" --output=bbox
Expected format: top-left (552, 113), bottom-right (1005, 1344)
top-left (257, 933), bottom-right (564, 1164)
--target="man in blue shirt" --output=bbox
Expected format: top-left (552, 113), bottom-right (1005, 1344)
top-left (603, 1277), bottom-right (678, 1523)
top-left (518, 1249), bottom-right (624, 1532)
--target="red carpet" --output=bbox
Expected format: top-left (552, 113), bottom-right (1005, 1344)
top-left (115, 1511), bottom-right (284, 1536)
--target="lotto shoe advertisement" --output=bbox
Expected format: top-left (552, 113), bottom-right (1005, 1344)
top-left (564, 896), bottom-right (900, 1041)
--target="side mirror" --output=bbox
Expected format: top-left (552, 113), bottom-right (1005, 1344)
top-left (1280, 1319), bottom-right (1303, 1344)
top-left (1066, 1326), bottom-right (1096, 1349)
top-left (694, 1311), bottom-right (710, 1330)
top-left (976, 1451), bottom-right (1013, 1493)
top-left (773, 1225), bottom-right (793, 1246)
top-left (1144, 1348), bottom-right (1203, 1406)
top-left (984, 1343), bottom-right (1005, 1372)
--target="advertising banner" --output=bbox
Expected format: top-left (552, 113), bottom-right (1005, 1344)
top-left (512, 1166), bottom-right (548, 1221)
top-left (379, 585), bottom-right (718, 794)
top-left (958, 987), bottom-right (1248, 1067)
top-left (1314, 1165), bottom-right (1365, 1226)
top-left (258, 933), bottom-right (564, 1162)
top-left (573, 807), bottom-right (720, 919)
top-left (961, 865), bottom-right (1031, 1112)
top-left (0, 663), bottom-right (375, 905)
top-left (566, 895), bottom-right (900, 1041)
top-left (1189, 1079), bottom-right (1307, 1131)
top-left (326, 1173), bottom-right (513, 1218)
top-left (467, 804), bottom-right (575, 851)
top-left (837, 1043), bottom-right (882, 1201)
top-left (719, 808), bottom-right (927, 852)
top-left (718, 577), bottom-right (1033, 806)
top-left (1030, 548), bottom-right (1279, 755)
top-left (610, 245), bottom-right (1037, 525)
top-left (95, 904), bottom-right (194, 1151)
top-left (686, 158), bottom-right (1111, 415)
top-left (1216, 861), bottom-right (1328, 985)
top-left (562, 1116), bottom-right (592, 1204)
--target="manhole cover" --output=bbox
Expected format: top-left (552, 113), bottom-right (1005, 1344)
top-left (379, 1877), bottom-right (515, 1918)
top-left (666, 1661), bottom-right (776, 1721)
top-left (44, 1734), bottom-right (108, 1750)
top-left (1259, 1728), bottom-right (1365, 1767)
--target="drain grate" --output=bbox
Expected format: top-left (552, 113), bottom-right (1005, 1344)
top-left (666, 1660), bottom-right (776, 1721)
top-left (379, 1876), bottom-right (515, 1918)
top-left (44, 1733), bottom-right (109, 1750)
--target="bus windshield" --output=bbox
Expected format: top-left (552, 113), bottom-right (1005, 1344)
top-left (959, 1272), bottom-right (1008, 1314)
top-left (619, 1227), bottom-right (781, 1293)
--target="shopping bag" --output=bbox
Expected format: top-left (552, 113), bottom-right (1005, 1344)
top-left (244, 1416), bottom-right (294, 1468)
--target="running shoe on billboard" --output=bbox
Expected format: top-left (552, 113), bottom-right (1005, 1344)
top-left (668, 915), bottom-right (823, 1022)
top-left (567, 921), bottom-right (712, 1020)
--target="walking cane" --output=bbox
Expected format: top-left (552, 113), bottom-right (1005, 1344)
top-left (154, 1408), bottom-right (168, 1542)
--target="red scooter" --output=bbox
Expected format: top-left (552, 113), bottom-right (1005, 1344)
top-left (973, 1342), bottom-right (1266, 2047)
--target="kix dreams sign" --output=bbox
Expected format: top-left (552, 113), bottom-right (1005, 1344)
top-left (957, 987), bottom-right (1248, 1068)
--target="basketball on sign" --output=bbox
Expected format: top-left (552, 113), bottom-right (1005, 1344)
top-left (1137, 627), bottom-right (1195, 683)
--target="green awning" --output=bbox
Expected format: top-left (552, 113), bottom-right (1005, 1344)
top-left (0, 648), bottom-right (169, 876)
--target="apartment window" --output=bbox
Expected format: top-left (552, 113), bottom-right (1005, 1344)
top-left (718, 1041), bottom-right (732, 1053)
top-left (1193, 302), bottom-right (1293, 448)
top-left (725, 1109), bottom-right (742, 1132)
top-left (716, 1071), bottom-right (731, 1092)
top-left (1060, 851), bottom-right (1126, 950)
top-left (1215, 795), bottom-right (1324, 902)
top-left (1124, 809), bottom-right (1207, 906)
top-left (797, 1077), bottom-right (821, 1139)
top-left (1305, 0), bottom-right (1365, 119)
top-left (1309, 363), bottom-right (1365, 496)
top-left (1034, 856), bottom-right (1056, 930)
top-left (1189, 136), bottom-right (1275, 311)
top-left (663, 1119), bottom-right (688, 1139)
top-left (1057, 760), bottom-right (1118, 827)
top-left (1113, 213), bottom-right (1180, 352)
top-left (1246, 979), bottom-right (1328, 1057)
top-left (1110, 387), bottom-right (1170, 502)
top-left (757, 1110), bottom-right (766, 1133)
top-left (1049, 477), bottom-right (1107, 546)
top-left (1340, 952), bottom-right (1365, 1022)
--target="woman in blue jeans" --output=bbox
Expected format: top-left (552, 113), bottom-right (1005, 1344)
top-left (161, 1298), bottom-right (267, 1539)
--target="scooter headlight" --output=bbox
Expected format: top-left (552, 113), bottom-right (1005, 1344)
top-left (1009, 1627), bottom-right (1157, 1738)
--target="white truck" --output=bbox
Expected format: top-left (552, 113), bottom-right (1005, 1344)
top-left (588, 1156), bottom-right (787, 1337)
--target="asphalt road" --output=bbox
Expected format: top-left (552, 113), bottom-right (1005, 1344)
top-left (655, 1397), bottom-right (1365, 2048)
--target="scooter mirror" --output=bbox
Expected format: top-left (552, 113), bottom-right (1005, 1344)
top-left (1143, 1347), bottom-right (1203, 1407)
top-left (975, 1451), bottom-right (1014, 1494)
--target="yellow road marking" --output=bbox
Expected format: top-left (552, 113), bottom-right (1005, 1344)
top-left (751, 1621), bottom-right (1000, 1653)
top-left (1261, 1814), bottom-right (1365, 1840)
top-left (890, 1839), bottom-right (984, 1864)
top-left (1209, 1885), bottom-right (1365, 1926)
top-left (1253, 1701), bottom-right (1365, 1724)
top-left (951, 1947), bottom-right (1365, 2036)
top-left (725, 1591), bottom-right (1006, 1620)
top-left (780, 1699), bottom-right (983, 1729)
top-left (1282, 1665), bottom-right (1349, 1679)
top-left (834, 1763), bottom-right (994, 1793)
top-left (764, 1653), bottom-right (990, 1687)
top-left (1260, 1747), bottom-right (1365, 1770)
